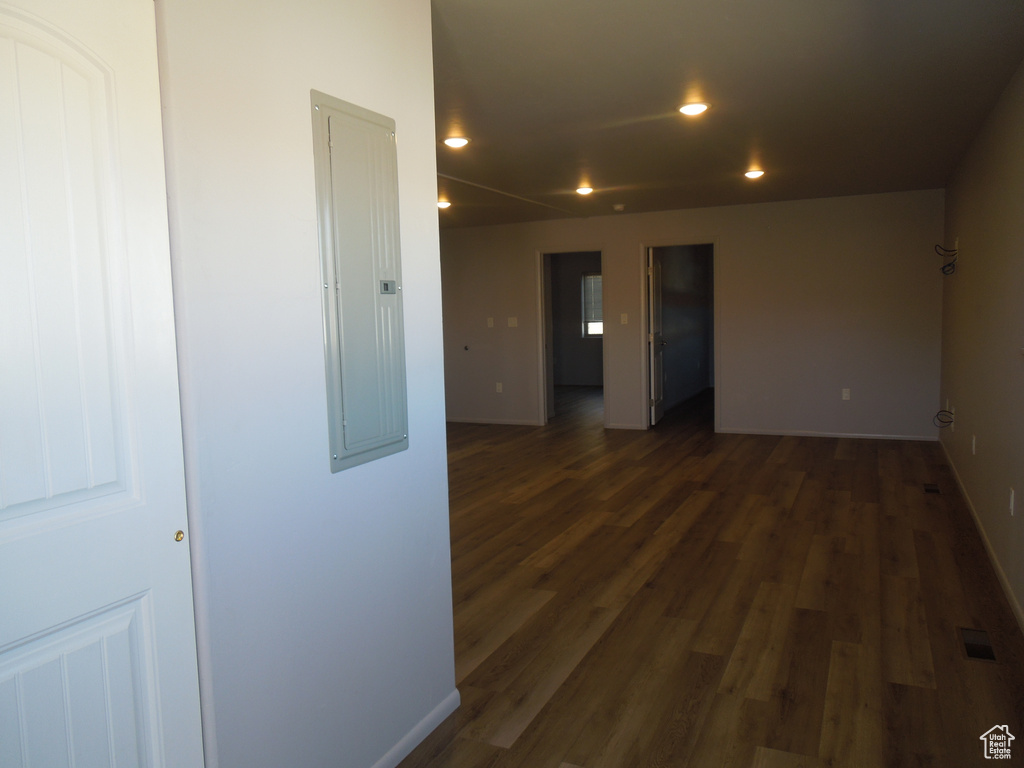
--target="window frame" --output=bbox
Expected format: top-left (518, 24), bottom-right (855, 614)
top-left (581, 272), bottom-right (603, 338)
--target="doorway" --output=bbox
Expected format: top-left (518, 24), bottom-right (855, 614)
top-left (542, 251), bottom-right (604, 422)
top-left (648, 244), bottom-right (714, 426)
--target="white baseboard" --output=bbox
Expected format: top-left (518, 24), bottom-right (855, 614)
top-left (370, 688), bottom-right (461, 768)
top-left (446, 416), bottom-right (544, 426)
top-left (940, 442), bottom-right (1024, 636)
top-left (715, 426), bottom-right (938, 441)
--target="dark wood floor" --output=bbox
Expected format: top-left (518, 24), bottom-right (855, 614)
top-left (400, 386), bottom-right (1024, 768)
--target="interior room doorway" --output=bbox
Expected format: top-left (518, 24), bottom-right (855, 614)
top-left (647, 244), bottom-right (714, 426)
top-left (542, 251), bottom-right (604, 422)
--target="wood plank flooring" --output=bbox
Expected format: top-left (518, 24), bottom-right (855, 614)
top-left (399, 386), bottom-right (1024, 768)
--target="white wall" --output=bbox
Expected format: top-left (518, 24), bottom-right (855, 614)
top-left (155, 2), bottom-right (457, 767)
top-left (942, 56), bottom-right (1024, 627)
top-left (442, 189), bottom-right (944, 436)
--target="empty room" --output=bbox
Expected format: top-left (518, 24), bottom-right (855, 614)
top-left (425, 0), bottom-right (1024, 766)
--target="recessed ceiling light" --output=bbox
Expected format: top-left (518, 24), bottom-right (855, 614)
top-left (613, 203), bottom-right (625, 212)
top-left (437, 200), bottom-right (451, 209)
top-left (745, 170), bottom-right (765, 179)
top-left (443, 137), bottom-right (469, 148)
top-left (679, 103), bottom-right (709, 116)
top-left (576, 187), bottom-right (593, 195)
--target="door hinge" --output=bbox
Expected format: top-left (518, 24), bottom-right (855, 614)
top-left (649, 398), bottom-right (656, 407)
top-left (648, 333), bottom-right (654, 342)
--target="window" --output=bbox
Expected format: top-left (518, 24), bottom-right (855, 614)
top-left (582, 272), bottom-right (603, 337)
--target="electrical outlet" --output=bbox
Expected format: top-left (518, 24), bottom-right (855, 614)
top-left (487, 317), bottom-right (494, 328)
top-left (495, 382), bottom-right (502, 393)
top-left (507, 317), bottom-right (518, 327)
top-left (841, 388), bottom-right (851, 401)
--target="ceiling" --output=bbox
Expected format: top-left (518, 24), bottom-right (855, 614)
top-left (431, 0), bottom-right (1024, 229)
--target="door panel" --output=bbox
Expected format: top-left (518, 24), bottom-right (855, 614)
top-left (0, 598), bottom-right (152, 768)
top-left (0, 1), bottom-right (204, 766)
top-left (0, 11), bottom-right (125, 520)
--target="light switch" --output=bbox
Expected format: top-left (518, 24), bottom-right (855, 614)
top-left (487, 317), bottom-right (494, 328)
top-left (508, 317), bottom-right (518, 327)
top-left (620, 313), bottom-right (628, 325)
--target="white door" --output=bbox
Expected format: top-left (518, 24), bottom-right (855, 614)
top-left (0, 1), bottom-right (205, 766)
top-left (648, 248), bottom-right (665, 426)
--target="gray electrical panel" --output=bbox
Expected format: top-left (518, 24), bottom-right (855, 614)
top-left (311, 91), bottom-right (408, 472)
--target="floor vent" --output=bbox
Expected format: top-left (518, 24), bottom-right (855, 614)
top-left (923, 483), bottom-right (941, 494)
top-left (961, 627), bottom-right (997, 661)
